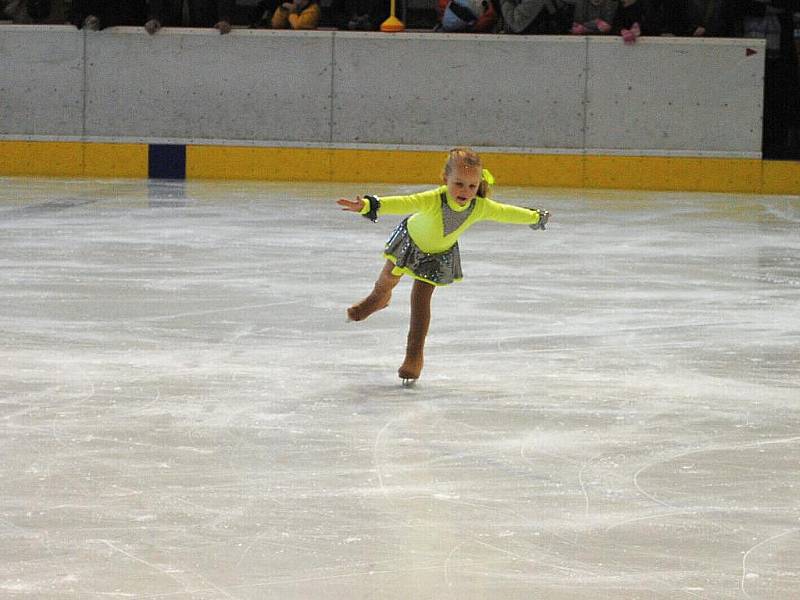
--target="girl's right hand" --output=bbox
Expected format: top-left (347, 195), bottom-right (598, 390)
top-left (337, 196), bottom-right (365, 213)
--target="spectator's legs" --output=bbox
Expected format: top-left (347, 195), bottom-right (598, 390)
top-left (217, 0), bottom-right (234, 23)
top-left (187, 0), bottom-right (215, 26)
top-left (186, 0), bottom-right (233, 31)
top-left (27, 0), bottom-right (53, 21)
top-left (250, 0), bottom-right (280, 26)
top-left (149, 0), bottom-right (183, 26)
top-left (115, 0), bottom-right (147, 26)
top-left (664, 0), bottom-right (692, 35)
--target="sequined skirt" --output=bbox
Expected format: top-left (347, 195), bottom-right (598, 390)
top-left (383, 218), bottom-right (462, 286)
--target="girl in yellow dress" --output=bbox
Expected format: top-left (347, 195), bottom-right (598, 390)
top-left (337, 148), bottom-right (549, 385)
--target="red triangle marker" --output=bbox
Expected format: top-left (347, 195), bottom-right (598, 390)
top-left (746, 48), bottom-right (757, 56)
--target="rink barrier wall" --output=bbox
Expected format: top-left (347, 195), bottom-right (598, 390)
top-left (2, 25), bottom-right (797, 193)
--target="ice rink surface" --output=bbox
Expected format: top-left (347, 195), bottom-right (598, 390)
top-left (1, 177), bottom-right (799, 599)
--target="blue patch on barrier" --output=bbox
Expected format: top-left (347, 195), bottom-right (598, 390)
top-left (148, 144), bottom-right (186, 179)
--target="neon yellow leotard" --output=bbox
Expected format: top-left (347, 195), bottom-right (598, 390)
top-left (360, 185), bottom-right (543, 254)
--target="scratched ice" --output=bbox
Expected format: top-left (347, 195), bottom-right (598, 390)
top-left (1, 177), bottom-right (798, 599)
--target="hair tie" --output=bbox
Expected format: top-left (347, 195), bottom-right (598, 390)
top-left (481, 169), bottom-right (495, 185)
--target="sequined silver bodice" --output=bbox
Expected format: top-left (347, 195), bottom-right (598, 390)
top-left (441, 192), bottom-right (475, 237)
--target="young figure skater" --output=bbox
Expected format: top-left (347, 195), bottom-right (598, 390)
top-left (337, 148), bottom-right (549, 385)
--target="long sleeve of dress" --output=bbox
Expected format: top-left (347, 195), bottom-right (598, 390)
top-left (360, 189), bottom-right (440, 217)
top-left (361, 187), bottom-right (544, 254)
top-left (477, 197), bottom-right (544, 225)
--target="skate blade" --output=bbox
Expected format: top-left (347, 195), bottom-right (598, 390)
top-left (401, 378), bottom-right (417, 387)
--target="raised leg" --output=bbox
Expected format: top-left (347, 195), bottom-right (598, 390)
top-left (398, 279), bottom-right (435, 383)
top-left (347, 260), bottom-right (401, 322)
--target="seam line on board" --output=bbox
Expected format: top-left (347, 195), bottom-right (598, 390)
top-left (81, 29), bottom-right (88, 174)
top-left (581, 37), bottom-right (590, 186)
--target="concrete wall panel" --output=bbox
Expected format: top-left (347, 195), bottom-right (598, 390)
top-left (332, 33), bottom-right (586, 149)
top-left (84, 29), bottom-right (333, 142)
top-left (0, 26), bottom-right (84, 136)
top-left (585, 37), bottom-right (764, 154)
top-left (0, 26), bottom-right (765, 157)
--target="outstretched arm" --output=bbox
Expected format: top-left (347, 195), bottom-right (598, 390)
top-left (337, 196), bottom-right (366, 213)
top-left (338, 195), bottom-right (381, 222)
top-left (339, 188), bottom-right (439, 222)
top-left (481, 198), bottom-right (550, 229)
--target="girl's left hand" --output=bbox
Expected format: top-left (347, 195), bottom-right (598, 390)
top-left (337, 197), bottom-right (365, 212)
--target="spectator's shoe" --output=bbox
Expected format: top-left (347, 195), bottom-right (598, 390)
top-left (82, 14), bottom-right (100, 30)
top-left (145, 19), bottom-right (162, 35)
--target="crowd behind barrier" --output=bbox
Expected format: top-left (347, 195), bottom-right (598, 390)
top-left (2, 0), bottom-right (799, 158)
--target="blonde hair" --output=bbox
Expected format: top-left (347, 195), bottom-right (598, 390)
top-left (442, 147), bottom-right (490, 198)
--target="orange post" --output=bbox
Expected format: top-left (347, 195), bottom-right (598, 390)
top-left (380, 0), bottom-right (405, 32)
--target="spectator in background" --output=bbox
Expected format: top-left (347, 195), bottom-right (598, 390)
top-left (570, 0), bottom-right (616, 35)
top-left (3, 0), bottom-right (66, 23)
top-left (194, 0), bottom-right (235, 32)
top-left (344, 0), bottom-right (377, 29)
top-left (145, 0), bottom-right (183, 34)
top-left (615, 0), bottom-right (645, 43)
top-left (728, 0), bottom-right (800, 157)
top-left (319, 0), bottom-right (386, 29)
top-left (436, 0), bottom-right (497, 32)
top-left (145, 0), bottom-right (234, 34)
top-left (271, 0), bottom-right (321, 28)
top-left (70, 0), bottom-right (146, 30)
top-left (647, 0), bottom-right (722, 36)
top-left (494, 0), bottom-right (572, 34)
top-left (248, 0), bottom-right (278, 27)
